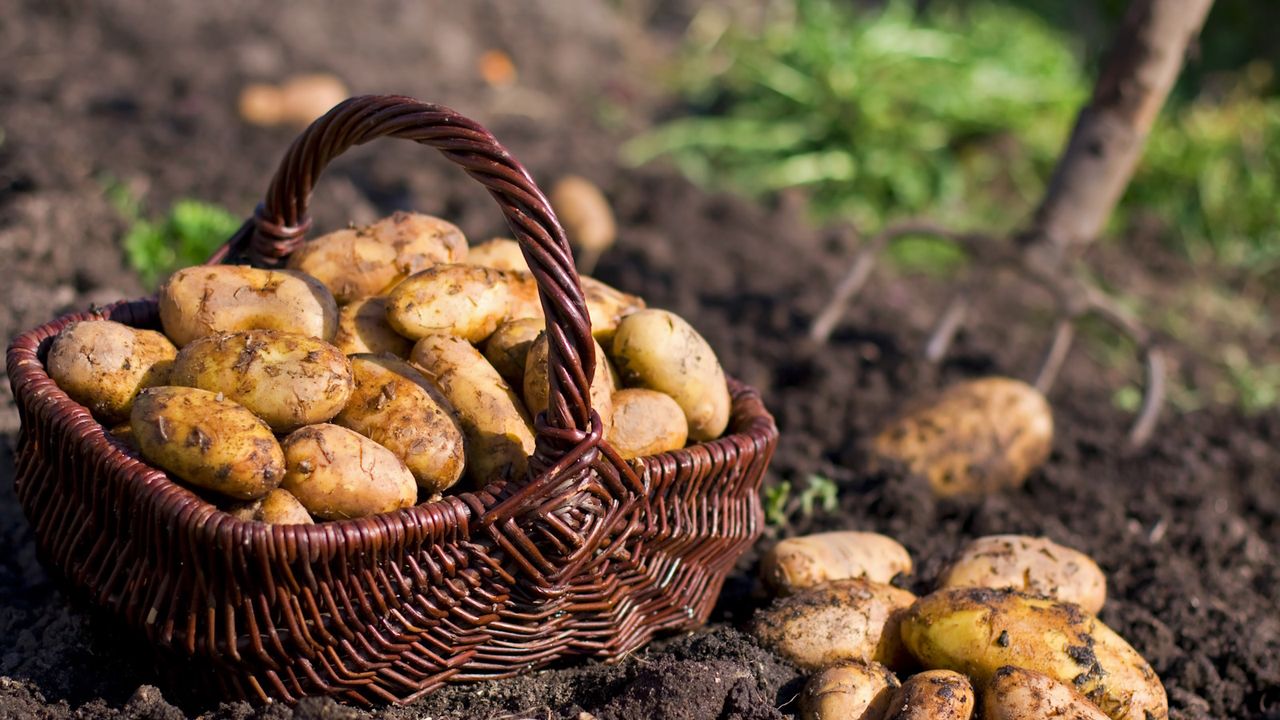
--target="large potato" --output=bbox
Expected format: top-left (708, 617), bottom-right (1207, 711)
top-left (170, 330), bottom-right (353, 432)
top-left (386, 264), bottom-right (533, 342)
top-left (983, 666), bottom-right (1109, 720)
top-left (581, 276), bottom-right (644, 342)
top-left (130, 386), bottom-right (284, 500)
top-left (938, 535), bottom-right (1106, 614)
top-left (752, 578), bottom-right (916, 671)
top-left (467, 238), bottom-right (529, 272)
top-left (332, 296), bottom-right (412, 357)
top-left (883, 670), bottom-right (974, 720)
top-left (281, 423), bottom-right (418, 520)
top-left (335, 355), bottom-right (466, 494)
top-left (410, 335), bottom-right (536, 485)
top-left (522, 333), bottom-right (615, 431)
top-left (286, 211), bottom-right (467, 303)
top-left (761, 531), bottom-right (913, 596)
top-left (611, 309), bottom-right (731, 442)
top-left (159, 265), bottom-right (338, 346)
top-left (47, 320), bottom-right (177, 424)
top-left (483, 318), bottom-right (545, 386)
top-left (799, 662), bottom-right (899, 720)
top-left (228, 488), bottom-right (314, 525)
top-left (605, 388), bottom-right (688, 460)
top-left (900, 588), bottom-right (1166, 720)
top-left (871, 377), bottom-right (1052, 497)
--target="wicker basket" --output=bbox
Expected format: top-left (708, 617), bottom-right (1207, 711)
top-left (6, 95), bottom-right (777, 705)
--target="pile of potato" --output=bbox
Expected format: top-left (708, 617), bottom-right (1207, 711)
top-left (47, 210), bottom-right (732, 525)
top-left (753, 531), bottom-right (1165, 720)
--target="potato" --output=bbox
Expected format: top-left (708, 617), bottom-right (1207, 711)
top-left (170, 330), bottom-right (353, 433)
top-left (47, 320), bottom-right (177, 424)
top-left (761, 531), bottom-right (913, 596)
top-left (334, 355), bottom-right (466, 494)
top-left (280, 423), bottom-right (417, 520)
top-left (411, 335), bottom-right (536, 485)
top-left (522, 333), bottom-right (615, 431)
top-left (870, 377), bottom-right (1052, 497)
top-left (938, 535), bottom-right (1106, 614)
top-left (467, 238), bottom-right (529, 272)
top-left (983, 666), bottom-right (1109, 720)
top-left (611, 309), bottom-right (730, 442)
top-left (899, 588), bottom-right (1166, 720)
top-left (799, 662), bottom-right (899, 720)
top-left (130, 386), bottom-right (284, 500)
top-left (752, 578), bottom-right (916, 671)
top-left (159, 265), bottom-right (338, 346)
top-left (581, 276), bottom-right (644, 343)
top-left (227, 488), bottom-right (314, 525)
top-left (883, 670), bottom-right (974, 720)
top-left (386, 264), bottom-right (534, 342)
top-left (286, 211), bottom-right (467, 303)
top-left (606, 388), bottom-right (688, 460)
top-left (483, 318), bottom-right (545, 386)
top-left (333, 296), bottom-right (412, 357)
top-left (551, 176), bottom-right (616, 274)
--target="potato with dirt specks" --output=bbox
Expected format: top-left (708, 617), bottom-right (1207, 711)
top-left (483, 318), bottom-right (544, 386)
top-left (130, 386), bottom-right (284, 500)
top-left (47, 319), bottom-right (177, 424)
top-left (280, 423), bottom-right (417, 519)
top-left (883, 670), bottom-right (974, 720)
top-left (522, 333), bottom-right (615, 430)
top-left (938, 535), bottom-right (1106, 614)
top-left (333, 296), bottom-right (412, 357)
top-left (170, 329), bottom-right (353, 433)
top-left (334, 355), bottom-right (466, 494)
top-left (581, 276), bottom-right (644, 342)
top-left (467, 238), bottom-right (530, 272)
top-left (386, 264), bottom-right (538, 342)
top-left (606, 388), bottom-right (688, 459)
top-left (799, 662), bottom-right (899, 720)
top-left (159, 265), bottom-right (338, 346)
top-left (227, 488), bottom-right (314, 525)
top-left (982, 666), bottom-right (1109, 720)
top-left (761, 531), bottom-right (913, 596)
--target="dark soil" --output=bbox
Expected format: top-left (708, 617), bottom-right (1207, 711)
top-left (2, 2), bottom-right (1278, 719)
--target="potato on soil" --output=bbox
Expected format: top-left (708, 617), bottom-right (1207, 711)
top-left (800, 662), bottom-right (899, 720)
top-left (280, 423), bottom-right (417, 520)
top-left (883, 670), bottom-right (974, 720)
top-left (938, 535), bottom-right (1106, 614)
top-left (483, 318), bottom-right (545, 386)
top-left (227, 488), bottom-right (314, 525)
top-left (900, 588), bottom-right (1166, 720)
top-left (286, 211), bottom-right (466, 304)
top-left (551, 176), bottom-right (616, 263)
top-left (333, 296), bottom-right (412, 357)
top-left (47, 320), bottom-right (177, 424)
top-left (386, 264), bottom-right (535, 343)
top-left (612, 309), bottom-right (731, 442)
top-left (335, 355), bottom-right (466, 494)
top-left (522, 333), bottom-right (615, 431)
top-left (158, 265), bottom-right (338, 346)
top-left (982, 666), bottom-right (1109, 720)
top-left (170, 330), bottom-right (353, 433)
top-left (467, 238), bottom-right (530, 272)
top-left (870, 377), bottom-right (1052, 497)
top-left (752, 577), bottom-right (916, 671)
top-left (606, 388), bottom-right (688, 460)
top-left (581, 276), bottom-right (645, 343)
top-left (411, 335), bottom-right (536, 485)
top-left (130, 386), bottom-right (284, 500)
top-left (761, 531), bottom-right (913, 596)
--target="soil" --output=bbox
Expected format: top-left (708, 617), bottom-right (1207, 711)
top-left (2, 1), bottom-right (1278, 719)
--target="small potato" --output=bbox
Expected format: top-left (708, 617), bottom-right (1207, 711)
top-left (871, 377), bottom-right (1052, 497)
top-left (287, 212), bottom-right (467, 303)
top-left (281, 424), bottom-right (417, 520)
top-left (411, 335), bottom-right (536, 485)
top-left (131, 386), bottom-right (284, 500)
top-left (227, 488), bottom-right (314, 525)
top-left (938, 535), bottom-right (1106, 615)
top-left (333, 296), bottom-right (412, 357)
top-left (800, 662), bottom-right (899, 720)
top-left (752, 578), bottom-right (916, 672)
top-left (612, 309), bottom-right (730, 442)
top-left (159, 265), bottom-right (338, 346)
top-left (522, 333), bottom-right (615, 431)
top-left (900, 588), bottom-right (1166, 720)
top-left (483, 318), bottom-right (545, 386)
top-left (983, 666), bottom-right (1109, 720)
top-left (606, 389), bottom-right (687, 460)
top-left (761, 531), bottom-right (913, 596)
top-left (467, 238), bottom-right (530, 272)
top-left (170, 330), bottom-right (353, 432)
top-left (581, 276), bottom-right (644, 343)
top-left (335, 355), bottom-right (466, 494)
top-left (883, 670), bottom-right (974, 720)
top-left (551, 176), bottom-right (616, 273)
top-left (386, 264), bottom-right (534, 342)
top-left (47, 320), bottom-right (177, 424)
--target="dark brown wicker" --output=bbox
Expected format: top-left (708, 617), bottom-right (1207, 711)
top-left (6, 95), bottom-right (777, 705)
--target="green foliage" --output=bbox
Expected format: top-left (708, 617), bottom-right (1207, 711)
top-left (763, 473), bottom-right (839, 526)
top-left (108, 183), bottom-right (241, 288)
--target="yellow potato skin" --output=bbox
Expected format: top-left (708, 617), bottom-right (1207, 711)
top-left (605, 388), bottom-right (688, 460)
top-left (228, 488), bottom-right (314, 525)
top-left (334, 355), bottom-right (466, 494)
top-left (281, 423), bottom-right (417, 520)
top-left (883, 670), bottom-right (974, 720)
top-left (467, 238), bottom-right (530, 272)
top-left (899, 588), bottom-right (1166, 720)
top-left (551, 176), bottom-right (616, 254)
top-left (939, 535), bottom-right (1106, 614)
top-left (158, 265), bottom-right (338, 346)
top-left (332, 296), bottom-right (412, 357)
top-left (799, 662), bottom-right (899, 720)
top-left (483, 318), bottom-right (545, 386)
top-left (410, 335), bottom-right (536, 486)
top-left (581, 276), bottom-right (644, 343)
top-left (47, 320), bottom-right (177, 424)
top-left (983, 666), bottom-right (1109, 720)
top-left (522, 333), bottom-right (615, 432)
top-left (612, 309), bottom-right (731, 442)
top-left (170, 330), bottom-right (353, 433)
top-left (386, 264), bottom-right (527, 342)
top-left (761, 531), bottom-right (913, 596)
top-left (130, 386), bottom-right (284, 500)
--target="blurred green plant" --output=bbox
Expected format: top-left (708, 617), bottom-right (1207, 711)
top-left (763, 473), bottom-right (839, 526)
top-left (106, 181), bottom-right (240, 288)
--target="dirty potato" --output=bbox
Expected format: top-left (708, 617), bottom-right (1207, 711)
top-left (170, 330), bottom-right (353, 432)
top-left (761, 531), bottom-right (913, 596)
top-left (581, 276), bottom-right (644, 343)
top-left (522, 333), bottom-right (615, 431)
top-left (483, 318), bottom-right (545, 386)
top-left (883, 670), bottom-right (974, 720)
top-left (227, 488), bottom-right (314, 525)
top-left (900, 588), bottom-right (1166, 720)
top-left (386, 264), bottom-right (532, 342)
top-left (333, 296), bottom-right (412, 357)
top-left (47, 320), bottom-right (177, 424)
top-left (799, 662), bottom-right (899, 720)
top-left (158, 265), bottom-right (338, 346)
top-left (983, 666), bottom-right (1109, 720)
top-left (870, 377), bottom-right (1053, 497)
top-left (612, 309), bottom-right (730, 442)
top-left (938, 535), bottom-right (1106, 614)
top-left (467, 238), bottom-right (530, 272)
top-left (130, 386), bottom-right (284, 500)
top-left (281, 423), bottom-right (417, 520)
top-left (335, 355), bottom-right (466, 494)
top-left (605, 388), bottom-right (688, 460)
top-left (752, 578), bottom-right (917, 671)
